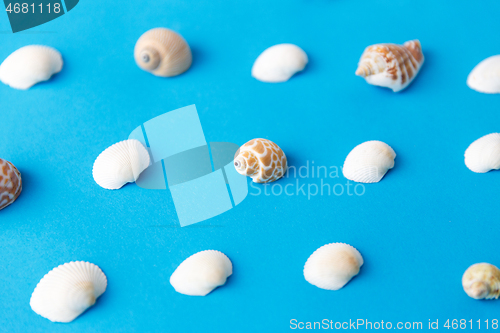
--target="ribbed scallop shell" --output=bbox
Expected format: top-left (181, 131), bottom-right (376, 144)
top-left (464, 133), bottom-right (500, 173)
top-left (342, 140), bottom-right (396, 183)
top-left (462, 263), bottom-right (500, 300)
top-left (134, 28), bottom-right (192, 77)
top-left (251, 44), bottom-right (308, 83)
top-left (467, 55), bottom-right (500, 94)
top-left (92, 139), bottom-right (150, 190)
top-left (30, 261), bottom-right (107, 322)
top-left (304, 243), bottom-right (363, 291)
top-left (355, 40), bottom-right (424, 92)
top-left (0, 45), bottom-right (62, 90)
top-left (0, 158), bottom-right (22, 210)
top-left (234, 138), bottom-right (287, 183)
top-left (170, 250), bottom-right (232, 296)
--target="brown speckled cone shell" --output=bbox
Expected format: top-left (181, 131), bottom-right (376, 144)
top-left (234, 138), bottom-right (287, 183)
top-left (0, 158), bottom-right (22, 210)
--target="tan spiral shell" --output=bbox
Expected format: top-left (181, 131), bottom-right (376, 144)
top-left (234, 139), bottom-right (287, 183)
top-left (134, 28), bottom-right (192, 77)
top-left (0, 158), bottom-right (22, 210)
top-left (462, 263), bottom-right (500, 300)
top-left (355, 40), bottom-right (424, 92)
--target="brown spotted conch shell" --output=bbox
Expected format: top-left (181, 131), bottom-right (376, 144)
top-left (134, 28), bottom-right (192, 77)
top-left (462, 263), bottom-right (500, 300)
top-left (355, 40), bottom-right (424, 92)
top-left (0, 158), bottom-right (22, 210)
top-left (234, 139), bottom-right (287, 183)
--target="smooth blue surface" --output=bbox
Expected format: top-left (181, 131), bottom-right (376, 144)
top-left (142, 105), bottom-right (207, 163)
top-left (1, 0), bottom-right (500, 332)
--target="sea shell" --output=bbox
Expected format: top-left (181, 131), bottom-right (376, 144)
top-left (304, 243), bottom-right (363, 290)
top-left (170, 250), bottom-right (232, 296)
top-left (0, 159), bottom-right (22, 211)
top-left (464, 133), bottom-right (500, 173)
top-left (467, 55), bottom-right (500, 94)
top-left (462, 263), bottom-right (500, 300)
top-left (342, 141), bottom-right (396, 183)
top-left (134, 28), bottom-right (192, 77)
top-left (92, 139), bottom-right (150, 190)
top-left (30, 261), bottom-right (107, 322)
top-left (251, 44), bottom-right (308, 83)
top-left (0, 45), bottom-right (63, 90)
top-left (0, 158), bottom-right (22, 210)
top-left (355, 40), bottom-right (424, 92)
top-left (234, 138), bottom-right (287, 183)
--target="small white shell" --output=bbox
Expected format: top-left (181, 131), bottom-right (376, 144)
top-left (252, 44), bottom-right (308, 83)
top-left (0, 45), bottom-right (63, 90)
top-left (342, 140), bottom-right (396, 183)
top-left (467, 55), bottom-right (500, 94)
top-left (134, 28), bottom-right (192, 77)
top-left (30, 261), bottom-right (107, 323)
top-left (92, 139), bottom-right (150, 190)
top-left (464, 133), bottom-right (500, 173)
top-left (462, 263), bottom-right (500, 300)
top-left (170, 250), bottom-right (232, 296)
top-left (304, 243), bottom-right (363, 290)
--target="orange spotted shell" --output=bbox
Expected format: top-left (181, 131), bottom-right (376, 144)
top-left (234, 139), bottom-right (287, 183)
top-left (0, 158), bottom-right (22, 210)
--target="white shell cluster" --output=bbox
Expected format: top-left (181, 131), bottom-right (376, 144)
top-left (92, 139), bottom-right (150, 190)
top-left (0, 45), bottom-right (63, 90)
top-left (134, 28), bottom-right (192, 77)
top-left (462, 263), bottom-right (500, 300)
top-left (170, 250), bottom-right (232, 296)
top-left (342, 140), bottom-right (396, 183)
top-left (467, 55), bottom-right (500, 94)
top-left (304, 243), bottom-right (363, 290)
top-left (30, 261), bottom-right (107, 323)
top-left (464, 133), bottom-right (500, 173)
top-left (252, 44), bottom-right (308, 83)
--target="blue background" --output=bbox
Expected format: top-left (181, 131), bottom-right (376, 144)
top-left (1, 0), bottom-right (499, 332)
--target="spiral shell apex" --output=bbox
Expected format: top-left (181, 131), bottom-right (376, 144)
top-left (30, 261), bottom-right (107, 322)
top-left (234, 138), bottom-right (287, 183)
top-left (462, 263), bottom-right (500, 300)
top-left (134, 28), bottom-right (192, 77)
top-left (356, 40), bottom-right (424, 92)
top-left (0, 158), bottom-right (22, 210)
top-left (464, 133), bottom-right (500, 173)
top-left (304, 243), bottom-right (363, 291)
top-left (170, 250), bottom-right (233, 296)
top-left (92, 139), bottom-right (151, 190)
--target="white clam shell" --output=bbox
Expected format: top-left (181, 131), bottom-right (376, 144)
top-left (134, 28), bottom-right (192, 77)
top-left (304, 243), bottom-right (363, 291)
top-left (170, 250), bottom-right (232, 296)
top-left (92, 139), bottom-right (151, 190)
top-left (252, 44), bottom-right (308, 83)
top-left (30, 261), bottom-right (107, 323)
top-left (467, 55), bottom-right (500, 94)
top-left (0, 45), bottom-right (63, 90)
top-left (342, 140), bottom-right (396, 183)
top-left (464, 133), bottom-right (500, 173)
top-left (462, 263), bottom-right (500, 300)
